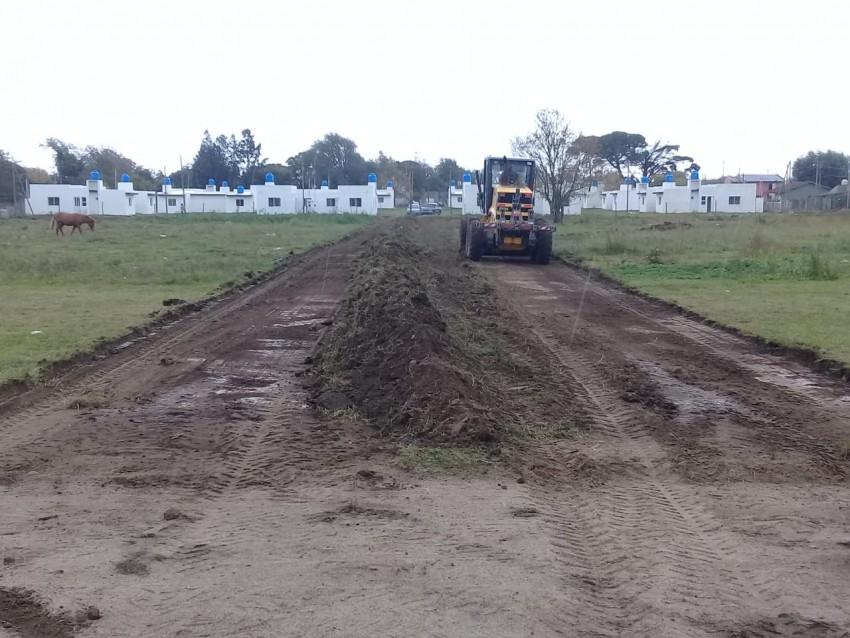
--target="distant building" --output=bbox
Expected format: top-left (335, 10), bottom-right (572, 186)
top-left (27, 171), bottom-right (390, 216)
top-left (817, 180), bottom-right (850, 210)
top-left (725, 173), bottom-right (784, 199)
top-left (569, 171), bottom-right (764, 214)
top-left (771, 180), bottom-right (829, 210)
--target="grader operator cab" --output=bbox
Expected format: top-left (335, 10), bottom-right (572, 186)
top-left (460, 156), bottom-right (554, 264)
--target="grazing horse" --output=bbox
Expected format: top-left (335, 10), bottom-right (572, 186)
top-left (51, 212), bottom-right (95, 235)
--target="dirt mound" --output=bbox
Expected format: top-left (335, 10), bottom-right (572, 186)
top-left (311, 232), bottom-right (495, 441)
top-left (0, 587), bottom-right (78, 638)
top-left (310, 221), bottom-right (583, 445)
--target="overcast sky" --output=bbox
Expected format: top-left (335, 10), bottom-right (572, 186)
top-left (3, 0), bottom-right (849, 180)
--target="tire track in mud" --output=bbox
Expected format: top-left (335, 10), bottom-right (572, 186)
top-left (549, 267), bottom-right (849, 479)
top-left (487, 264), bottom-right (779, 637)
top-left (124, 243), bottom-right (383, 637)
top-left (0, 245), bottom-right (340, 451)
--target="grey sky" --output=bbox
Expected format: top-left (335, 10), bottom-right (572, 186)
top-left (4, 0), bottom-right (848, 180)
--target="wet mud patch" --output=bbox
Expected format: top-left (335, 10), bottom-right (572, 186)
top-left (0, 587), bottom-right (78, 638)
top-left (115, 552), bottom-right (150, 576)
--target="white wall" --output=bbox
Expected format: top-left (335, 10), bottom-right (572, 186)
top-left (697, 184), bottom-right (760, 213)
top-left (27, 184), bottom-right (87, 214)
top-left (252, 184), bottom-right (299, 214)
top-left (29, 179), bottom-right (382, 216)
top-left (376, 187), bottom-right (394, 209)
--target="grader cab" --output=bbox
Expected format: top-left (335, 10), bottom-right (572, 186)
top-left (460, 156), bottom-right (554, 264)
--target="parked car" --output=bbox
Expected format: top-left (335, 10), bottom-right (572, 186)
top-left (420, 202), bottom-right (442, 215)
top-left (406, 202), bottom-right (421, 215)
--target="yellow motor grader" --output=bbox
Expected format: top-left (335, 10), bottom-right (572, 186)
top-left (459, 156), bottom-right (554, 264)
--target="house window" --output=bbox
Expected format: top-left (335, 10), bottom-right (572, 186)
top-left (48, 197), bottom-right (60, 206)
top-left (326, 198), bottom-right (336, 207)
top-left (168, 198), bottom-right (177, 207)
top-left (236, 198), bottom-right (244, 207)
top-left (456, 196), bottom-right (462, 203)
top-left (74, 197), bottom-right (81, 206)
top-left (349, 198), bottom-right (362, 207)
top-left (268, 197), bottom-right (281, 207)
top-left (728, 196), bottom-right (741, 205)
top-left (82, 197), bottom-right (87, 206)
top-left (378, 196), bottom-right (385, 203)
top-left (700, 196), bottom-right (706, 205)
top-left (149, 197), bottom-right (154, 206)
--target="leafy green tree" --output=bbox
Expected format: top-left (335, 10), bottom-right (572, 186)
top-left (597, 132), bottom-right (647, 177)
top-left (596, 132), bottom-right (695, 178)
top-left (42, 138), bottom-right (86, 183)
top-left (634, 141), bottom-right (695, 178)
top-left (434, 158), bottom-right (471, 188)
top-left (792, 150), bottom-right (849, 189)
top-left (287, 133), bottom-right (369, 187)
top-left (192, 131), bottom-right (237, 186)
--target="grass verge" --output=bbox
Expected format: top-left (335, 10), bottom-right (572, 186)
top-left (556, 210), bottom-right (850, 364)
top-left (0, 213), bottom-right (372, 385)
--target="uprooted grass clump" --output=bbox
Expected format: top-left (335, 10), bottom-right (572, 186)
top-left (310, 221), bottom-right (585, 445)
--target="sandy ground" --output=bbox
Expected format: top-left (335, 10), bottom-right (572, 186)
top-left (2, 219), bottom-right (850, 637)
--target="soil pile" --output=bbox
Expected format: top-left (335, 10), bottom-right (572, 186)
top-left (311, 221), bottom-right (583, 444)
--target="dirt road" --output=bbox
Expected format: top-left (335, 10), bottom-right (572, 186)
top-left (2, 218), bottom-right (850, 637)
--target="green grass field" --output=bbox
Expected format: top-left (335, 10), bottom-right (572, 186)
top-left (555, 210), bottom-right (850, 364)
top-left (0, 213), bottom-right (372, 384)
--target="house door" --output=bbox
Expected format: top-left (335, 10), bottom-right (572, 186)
top-left (705, 196), bottom-right (712, 212)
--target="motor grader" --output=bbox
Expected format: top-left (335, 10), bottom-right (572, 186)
top-left (460, 156), bottom-right (554, 264)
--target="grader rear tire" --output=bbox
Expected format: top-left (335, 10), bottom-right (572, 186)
top-left (535, 231), bottom-right (553, 265)
top-left (466, 220), bottom-right (484, 262)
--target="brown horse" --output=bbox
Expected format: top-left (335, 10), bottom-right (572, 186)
top-left (51, 212), bottom-right (95, 235)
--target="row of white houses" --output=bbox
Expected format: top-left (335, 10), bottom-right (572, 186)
top-left (28, 169), bottom-right (763, 218)
top-left (573, 172), bottom-right (764, 214)
top-left (26, 172), bottom-right (394, 216)
top-left (447, 171), bottom-right (763, 216)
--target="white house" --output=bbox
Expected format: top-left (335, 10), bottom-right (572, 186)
top-left (27, 171), bottom-right (385, 216)
top-left (586, 171), bottom-right (763, 214)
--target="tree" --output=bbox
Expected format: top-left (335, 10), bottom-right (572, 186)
top-left (192, 131), bottom-right (236, 186)
top-left (634, 140), bottom-right (694, 178)
top-left (597, 131), bottom-right (647, 177)
top-left (26, 167), bottom-right (51, 184)
top-left (792, 150), bottom-right (849, 189)
top-left (595, 132), bottom-right (695, 179)
top-left (42, 138), bottom-right (86, 183)
top-left (233, 129), bottom-right (265, 186)
top-left (512, 109), bottom-right (594, 223)
top-left (287, 133), bottom-right (369, 188)
top-left (434, 158), bottom-right (471, 188)
top-left (0, 150), bottom-right (24, 206)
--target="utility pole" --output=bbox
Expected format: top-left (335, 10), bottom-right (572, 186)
top-left (846, 164), bottom-right (850, 209)
top-left (179, 155), bottom-right (187, 216)
top-left (814, 157), bottom-right (820, 211)
top-left (11, 164), bottom-right (17, 214)
top-left (164, 166), bottom-right (169, 214)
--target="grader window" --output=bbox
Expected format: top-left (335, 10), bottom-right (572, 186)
top-left (491, 161), bottom-right (532, 188)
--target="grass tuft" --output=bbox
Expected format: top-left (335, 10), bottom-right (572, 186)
top-left (394, 445), bottom-right (491, 471)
